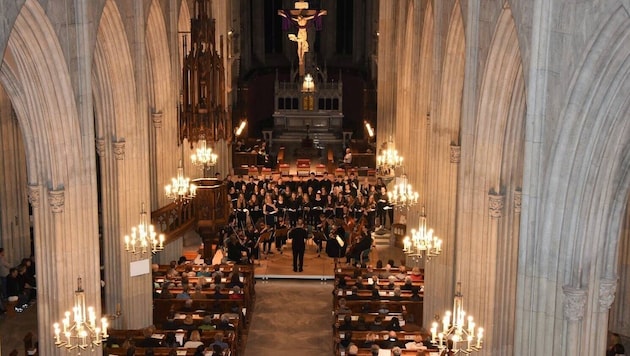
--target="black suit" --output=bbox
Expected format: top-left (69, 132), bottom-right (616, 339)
top-left (290, 226), bottom-right (308, 271)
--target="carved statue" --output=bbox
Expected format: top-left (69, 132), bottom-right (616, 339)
top-left (278, 8), bottom-right (327, 76)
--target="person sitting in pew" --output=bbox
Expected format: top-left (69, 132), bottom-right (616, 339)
top-left (183, 330), bottom-right (204, 349)
top-left (208, 332), bottom-right (228, 352)
top-left (191, 284), bottom-right (206, 299)
top-left (212, 285), bottom-right (227, 299)
top-left (410, 286), bottom-right (422, 301)
top-left (338, 315), bottom-right (353, 331)
top-left (136, 326), bottom-right (162, 348)
top-left (216, 314), bottom-right (235, 330)
top-left (369, 316), bottom-right (386, 331)
top-left (380, 331), bottom-right (405, 349)
top-left (370, 344), bottom-right (381, 356)
top-left (361, 332), bottom-right (378, 348)
top-left (163, 332), bottom-right (178, 348)
top-left (162, 313), bottom-right (178, 330)
top-left (229, 285), bottom-right (243, 300)
top-left (159, 282), bottom-right (175, 299)
top-left (198, 315), bottom-right (216, 331)
top-left (371, 286), bottom-right (381, 300)
top-left (355, 315), bottom-right (368, 331)
top-left (401, 276), bottom-right (414, 291)
top-left (227, 272), bottom-right (244, 289)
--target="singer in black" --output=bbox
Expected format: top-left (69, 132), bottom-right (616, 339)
top-left (289, 218), bottom-right (308, 272)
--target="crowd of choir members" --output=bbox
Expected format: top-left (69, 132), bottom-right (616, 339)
top-left (333, 262), bottom-right (439, 355)
top-left (103, 262), bottom-right (255, 356)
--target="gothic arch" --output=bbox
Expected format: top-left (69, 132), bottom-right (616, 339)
top-left (146, 0), bottom-right (175, 207)
top-left (523, 6), bottom-right (630, 355)
top-left (457, 5), bottom-right (525, 354)
top-left (0, 0), bottom-right (100, 352)
top-left (93, 0), bottom-right (153, 329)
top-left (424, 0), bottom-right (464, 328)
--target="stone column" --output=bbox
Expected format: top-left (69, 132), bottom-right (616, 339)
top-left (563, 286), bottom-right (587, 356)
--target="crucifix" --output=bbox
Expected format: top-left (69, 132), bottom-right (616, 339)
top-left (278, 2), bottom-right (327, 77)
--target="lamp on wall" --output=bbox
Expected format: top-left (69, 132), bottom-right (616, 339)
top-left (53, 277), bottom-right (108, 351)
top-left (431, 282), bottom-right (484, 353)
top-left (123, 203), bottom-right (164, 254)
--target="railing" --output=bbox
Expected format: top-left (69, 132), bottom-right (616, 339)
top-left (151, 179), bottom-right (229, 247)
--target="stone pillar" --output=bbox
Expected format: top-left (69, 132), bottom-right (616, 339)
top-left (596, 278), bottom-right (617, 354)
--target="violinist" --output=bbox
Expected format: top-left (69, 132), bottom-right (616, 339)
top-left (346, 224), bottom-right (373, 265)
top-left (274, 215), bottom-right (289, 254)
top-left (314, 215), bottom-right (330, 257)
top-left (244, 223), bottom-right (261, 261)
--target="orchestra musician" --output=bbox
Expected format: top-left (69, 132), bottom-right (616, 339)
top-left (314, 214), bottom-right (330, 257)
top-left (346, 223), bottom-right (373, 265)
top-left (274, 215), bottom-right (289, 254)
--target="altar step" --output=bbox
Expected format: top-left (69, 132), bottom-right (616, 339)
top-left (371, 229), bottom-right (393, 247)
top-left (273, 131), bottom-right (342, 145)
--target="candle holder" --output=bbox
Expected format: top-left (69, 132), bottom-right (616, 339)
top-left (431, 282), bottom-right (483, 353)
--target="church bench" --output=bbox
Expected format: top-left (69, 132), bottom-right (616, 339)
top-left (106, 329), bottom-right (236, 355)
top-left (334, 330), bottom-right (433, 355)
top-left (153, 299), bottom-right (250, 327)
top-left (103, 347), bottom-right (195, 355)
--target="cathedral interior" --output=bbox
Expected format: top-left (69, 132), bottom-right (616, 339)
top-left (0, 0), bottom-right (630, 355)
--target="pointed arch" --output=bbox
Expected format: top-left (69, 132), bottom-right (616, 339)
top-left (0, 0), bottom-right (100, 353)
top-left (516, 6), bottom-right (630, 355)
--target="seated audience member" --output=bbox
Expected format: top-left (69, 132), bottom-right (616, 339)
top-left (208, 332), bottom-right (228, 351)
top-left (339, 330), bottom-right (353, 351)
top-left (191, 284), bottom-right (206, 299)
top-left (377, 303), bottom-right (390, 315)
top-left (159, 282), bottom-right (175, 299)
top-left (176, 286), bottom-right (191, 299)
top-left (193, 345), bottom-right (206, 356)
top-left (371, 287), bottom-right (381, 300)
top-left (212, 285), bottom-right (227, 299)
top-left (198, 315), bottom-right (216, 331)
top-left (380, 331), bottom-right (403, 349)
top-left (181, 314), bottom-right (197, 332)
top-left (369, 316), bottom-right (386, 331)
top-left (162, 313), bottom-right (178, 330)
top-left (389, 317), bottom-right (402, 332)
top-left (410, 286), bottom-right (422, 301)
top-left (337, 298), bottom-right (352, 314)
top-left (6, 268), bottom-right (29, 309)
top-left (608, 333), bottom-right (626, 356)
top-left (338, 315), bottom-right (353, 331)
top-left (197, 266), bottom-right (212, 277)
top-left (387, 275), bottom-right (397, 290)
top-left (216, 314), bottom-right (235, 330)
top-left (229, 285), bottom-right (243, 300)
top-left (163, 332), bottom-right (178, 348)
top-left (391, 287), bottom-right (403, 301)
top-left (362, 332), bottom-right (378, 348)
top-left (136, 326), bottom-right (162, 347)
top-left (181, 298), bottom-right (195, 312)
top-left (210, 344), bottom-right (224, 356)
top-left (410, 267), bottom-right (423, 282)
top-left (126, 346), bottom-right (137, 356)
top-left (227, 271), bottom-right (244, 288)
top-left (405, 335), bottom-right (428, 351)
top-left (401, 276), bottom-right (414, 291)
top-left (370, 344), bottom-right (381, 356)
top-left (391, 346), bottom-right (403, 356)
top-left (183, 330), bottom-right (204, 349)
top-left (347, 343), bottom-right (359, 355)
top-left (355, 315), bottom-right (368, 331)
top-left (346, 286), bottom-right (360, 300)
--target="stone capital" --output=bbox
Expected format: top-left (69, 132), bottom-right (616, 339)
top-left (450, 145), bottom-right (461, 164)
top-left (48, 188), bottom-right (65, 214)
top-left (514, 190), bottom-right (522, 214)
top-left (563, 285), bottom-right (587, 321)
top-left (488, 192), bottom-right (505, 218)
top-left (95, 138), bottom-right (105, 157)
top-left (113, 140), bottom-right (125, 160)
top-left (152, 110), bottom-right (163, 129)
top-left (599, 278), bottom-right (617, 312)
top-left (27, 184), bottom-right (41, 208)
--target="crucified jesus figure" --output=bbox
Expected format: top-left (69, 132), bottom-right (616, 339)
top-left (278, 9), bottom-right (327, 76)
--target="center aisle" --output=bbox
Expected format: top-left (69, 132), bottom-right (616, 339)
top-left (244, 280), bottom-right (334, 356)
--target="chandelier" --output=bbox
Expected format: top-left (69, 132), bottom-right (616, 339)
top-left (53, 278), bottom-right (109, 351)
top-left (377, 142), bottom-right (403, 176)
top-left (431, 283), bottom-right (484, 353)
top-left (165, 160), bottom-right (197, 201)
top-left (190, 136), bottom-right (218, 176)
top-left (402, 207), bottom-right (442, 259)
top-left (124, 203), bottom-right (165, 254)
top-left (388, 174), bottom-right (419, 208)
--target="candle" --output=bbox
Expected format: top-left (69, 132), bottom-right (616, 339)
top-left (431, 322), bottom-right (438, 342)
top-left (467, 335), bottom-right (473, 350)
top-left (438, 333), bottom-right (443, 347)
top-left (476, 328), bottom-right (484, 348)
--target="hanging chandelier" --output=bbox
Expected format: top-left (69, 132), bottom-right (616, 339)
top-left (388, 174), bottom-right (419, 208)
top-left (403, 207), bottom-right (442, 259)
top-left (377, 141), bottom-right (403, 176)
top-left (53, 277), bottom-right (109, 351)
top-left (165, 160), bottom-right (197, 201)
top-left (124, 203), bottom-right (165, 254)
top-left (431, 282), bottom-right (484, 353)
top-left (190, 136), bottom-right (218, 176)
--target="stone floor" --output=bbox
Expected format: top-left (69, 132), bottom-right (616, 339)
top-left (0, 302), bottom-right (38, 354)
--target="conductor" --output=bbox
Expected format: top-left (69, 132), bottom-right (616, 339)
top-left (289, 218), bottom-right (308, 272)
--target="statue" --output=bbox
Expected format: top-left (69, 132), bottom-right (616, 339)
top-left (278, 7), bottom-right (327, 76)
